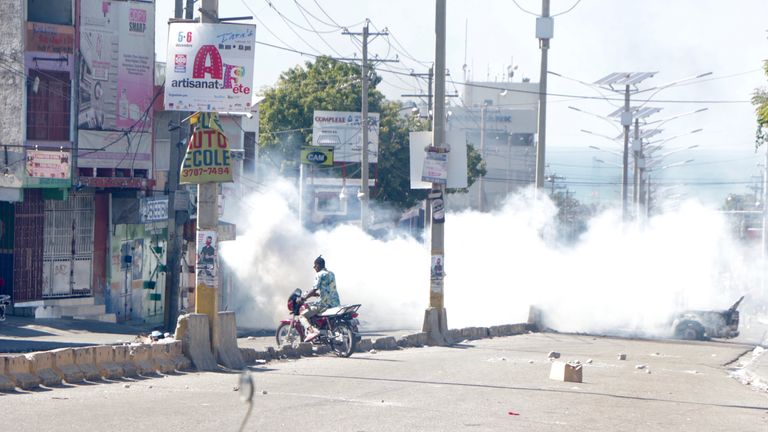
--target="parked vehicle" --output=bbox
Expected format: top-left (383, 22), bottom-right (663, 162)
top-left (276, 288), bottom-right (361, 357)
top-left (0, 295), bottom-right (9, 321)
top-left (672, 296), bottom-right (743, 340)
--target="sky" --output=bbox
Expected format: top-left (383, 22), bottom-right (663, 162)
top-left (155, 0), bottom-right (768, 206)
top-left (153, 1), bottom-right (768, 333)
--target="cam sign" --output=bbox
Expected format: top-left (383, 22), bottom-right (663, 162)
top-left (165, 22), bottom-right (256, 112)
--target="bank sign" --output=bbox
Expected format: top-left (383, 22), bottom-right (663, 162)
top-left (164, 22), bottom-right (256, 112)
top-left (300, 146), bottom-right (334, 166)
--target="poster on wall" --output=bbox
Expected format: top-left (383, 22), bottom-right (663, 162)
top-left (312, 110), bottom-right (380, 163)
top-left (196, 231), bottom-right (217, 287)
top-left (26, 150), bottom-right (70, 179)
top-left (164, 22), bottom-right (256, 112)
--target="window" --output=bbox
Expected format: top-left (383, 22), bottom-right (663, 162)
top-left (243, 132), bottom-right (256, 174)
top-left (27, 70), bottom-right (71, 142)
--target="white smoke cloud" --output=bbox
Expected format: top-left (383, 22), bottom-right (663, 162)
top-left (220, 178), bottom-right (764, 336)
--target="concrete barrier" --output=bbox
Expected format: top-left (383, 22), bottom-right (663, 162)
top-left (5, 355), bottom-right (41, 389)
top-left (113, 345), bottom-right (139, 377)
top-left (278, 345), bottom-right (300, 359)
top-left (176, 314), bottom-right (217, 371)
top-left (150, 344), bottom-right (176, 374)
top-left (73, 347), bottom-right (102, 381)
top-left (51, 348), bottom-right (85, 383)
top-left (396, 332), bottom-right (427, 348)
top-left (165, 340), bottom-right (192, 371)
top-left (373, 337), bottom-right (398, 350)
top-left (297, 342), bottom-right (314, 357)
top-left (240, 348), bottom-right (257, 364)
top-left (0, 356), bottom-right (16, 391)
top-left (355, 338), bottom-right (374, 352)
top-left (26, 351), bottom-right (62, 387)
top-left (217, 311), bottom-right (245, 369)
top-left (129, 344), bottom-right (157, 375)
top-left (93, 345), bottom-right (123, 379)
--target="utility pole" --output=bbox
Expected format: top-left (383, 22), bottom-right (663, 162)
top-left (164, 0), bottom-right (189, 331)
top-left (195, 0), bottom-right (221, 357)
top-left (422, 0), bottom-right (448, 346)
top-left (478, 103), bottom-right (486, 211)
top-left (763, 146), bottom-right (768, 258)
top-left (402, 66), bottom-right (434, 123)
top-left (621, 85), bottom-right (630, 220)
top-left (632, 117), bottom-right (640, 215)
top-left (534, 0), bottom-right (552, 192)
top-left (340, 24), bottom-right (395, 232)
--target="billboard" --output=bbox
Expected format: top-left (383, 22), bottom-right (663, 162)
top-left (164, 22), bottom-right (256, 112)
top-left (312, 111), bottom-right (379, 163)
top-left (26, 150), bottom-right (70, 179)
top-left (300, 145), bottom-right (334, 166)
top-left (78, 0), bottom-right (154, 172)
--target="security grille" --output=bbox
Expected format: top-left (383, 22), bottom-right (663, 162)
top-left (43, 191), bottom-right (94, 297)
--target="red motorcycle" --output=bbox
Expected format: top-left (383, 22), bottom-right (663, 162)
top-left (276, 288), bottom-right (361, 357)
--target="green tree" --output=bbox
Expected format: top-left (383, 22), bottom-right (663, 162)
top-left (258, 56), bottom-right (485, 211)
top-left (752, 60), bottom-right (768, 148)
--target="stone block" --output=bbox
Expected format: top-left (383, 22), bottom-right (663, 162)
top-left (549, 361), bottom-right (583, 383)
top-left (0, 356), bottom-right (17, 392)
top-left (26, 351), bottom-right (62, 387)
top-left (239, 348), bottom-right (257, 364)
top-left (355, 339), bottom-right (373, 352)
top-left (278, 345), bottom-right (300, 359)
top-left (176, 314), bottom-right (217, 371)
top-left (297, 342), bottom-right (314, 357)
top-left (313, 345), bottom-right (331, 355)
top-left (51, 348), bottom-right (85, 383)
top-left (73, 347), bottom-right (101, 381)
top-left (253, 349), bottom-right (274, 362)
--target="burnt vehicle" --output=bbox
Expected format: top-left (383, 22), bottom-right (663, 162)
top-left (671, 296), bottom-right (743, 341)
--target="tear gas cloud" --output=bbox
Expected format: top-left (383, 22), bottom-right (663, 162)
top-left (221, 177), bottom-right (764, 336)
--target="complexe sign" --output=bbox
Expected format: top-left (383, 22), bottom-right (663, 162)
top-left (312, 110), bottom-right (379, 163)
top-left (300, 145), bottom-right (334, 166)
top-left (164, 22), bottom-right (256, 112)
top-left (180, 113), bottom-right (233, 184)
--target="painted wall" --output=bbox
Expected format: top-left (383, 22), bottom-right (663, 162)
top-left (108, 223), bottom-right (166, 324)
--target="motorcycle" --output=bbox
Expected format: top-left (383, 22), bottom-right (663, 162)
top-left (275, 288), bottom-right (361, 357)
top-left (0, 295), bottom-right (10, 322)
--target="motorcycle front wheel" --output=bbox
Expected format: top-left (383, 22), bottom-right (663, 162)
top-left (276, 322), bottom-right (302, 348)
top-left (330, 323), bottom-right (356, 358)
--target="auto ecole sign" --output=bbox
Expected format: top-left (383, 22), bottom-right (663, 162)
top-left (301, 146), bottom-right (334, 166)
top-left (180, 114), bottom-right (233, 184)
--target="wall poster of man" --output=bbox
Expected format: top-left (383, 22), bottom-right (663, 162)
top-left (196, 231), bottom-right (217, 287)
top-left (431, 255), bottom-right (444, 280)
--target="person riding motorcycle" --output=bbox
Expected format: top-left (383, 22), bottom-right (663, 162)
top-left (301, 256), bottom-right (340, 342)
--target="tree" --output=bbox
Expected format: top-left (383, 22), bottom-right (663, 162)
top-left (258, 56), bottom-right (485, 211)
top-left (752, 60), bottom-right (768, 148)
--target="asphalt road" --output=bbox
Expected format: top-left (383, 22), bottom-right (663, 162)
top-left (2, 333), bottom-right (767, 432)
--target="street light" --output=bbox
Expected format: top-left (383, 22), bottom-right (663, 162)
top-left (569, 106), bottom-right (622, 132)
top-left (594, 158), bottom-right (623, 168)
top-left (589, 145), bottom-right (623, 157)
top-left (581, 129), bottom-right (621, 143)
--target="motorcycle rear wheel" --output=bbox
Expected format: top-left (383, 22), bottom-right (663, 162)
top-left (276, 322), bottom-right (302, 348)
top-left (330, 323), bottom-right (356, 357)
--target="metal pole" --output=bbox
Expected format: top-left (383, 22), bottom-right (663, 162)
top-left (633, 118), bottom-right (639, 215)
top-left (360, 23), bottom-right (370, 231)
top-left (478, 103), bottom-right (486, 211)
top-left (763, 146), bottom-right (768, 258)
top-left (622, 84), bottom-right (630, 220)
top-left (423, 0), bottom-right (448, 345)
top-left (195, 0), bottom-right (220, 357)
top-left (534, 0), bottom-right (550, 192)
top-left (298, 163), bottom-right (304, 226)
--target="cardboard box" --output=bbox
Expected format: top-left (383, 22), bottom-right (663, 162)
top-left (549, 361), bottom-right (583, 383)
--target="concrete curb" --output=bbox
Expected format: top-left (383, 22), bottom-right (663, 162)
top-left (94, 345), bottom-right (124, 379)
top-left (113, 345), bottom-right (139, 377)
top-left (0, 356), bottom-right (16, 391)
top-left (26, 351), bottom-right (62, 387)
top-left (177, 314), bottom-right (217, 371)
top-left (165, 340), bottom-right (192, 371)
top-left (73, 347), bottom-right (102, 381)
top-left (5, 355), bottom-right (41, 389)
top-left (51, 348), bottom-right (85, 383)
top-left (150, 344), bottom-right (177, 374)
top-left (129, 344), bottom-right (157, 375)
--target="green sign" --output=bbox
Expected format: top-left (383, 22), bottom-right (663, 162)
top-left (300, 146), bottom-right (334, 166)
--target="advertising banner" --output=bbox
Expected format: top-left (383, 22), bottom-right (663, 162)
top-left (77, 130), bottom-right (152, 170)
top-left (79, 0), bottom-right (154, 133)
top-left (180, 113), bottom-right (233, 184)
top-left (312, 110), bottom-right (380, 163)
top-left (26, 150), bottom-right (70, 179)
top-left (139, 196), bottom-right (169, 223)
top-left (196, 230), bottom-right (218, 288)
top-left (408, 131), bottom-right (468, 189)
top-left (421, 150), bottom-right (449, 185)
top-left (164, 22), bottom-right (256, 112)
top-left (300, 145), bottom-right (334, 166)
top-left (26, 22), bottom-right (74, 54)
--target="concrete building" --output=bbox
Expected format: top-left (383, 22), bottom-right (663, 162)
top-left (446, 81), bottom-right (539, 211)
